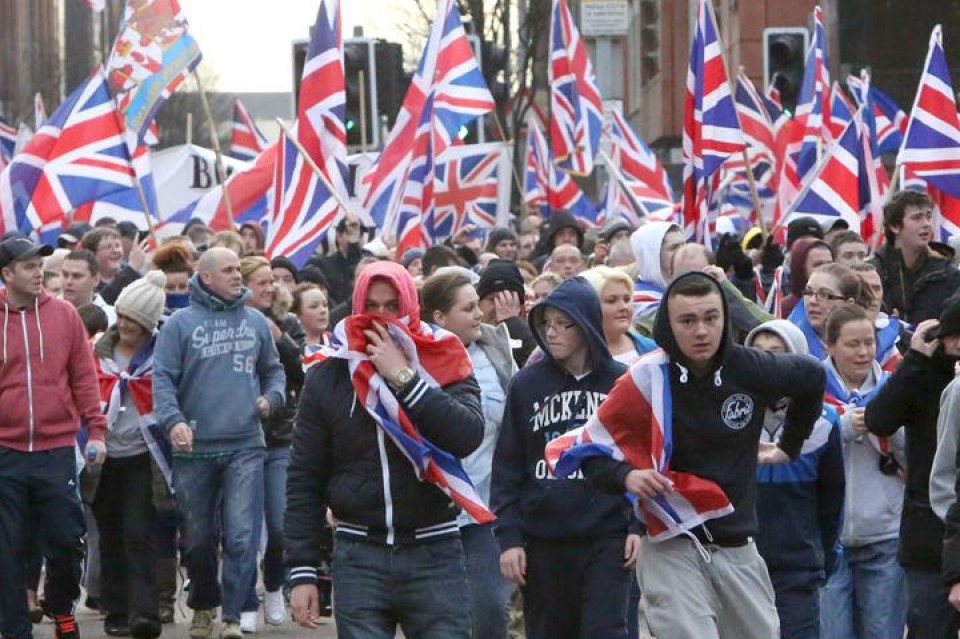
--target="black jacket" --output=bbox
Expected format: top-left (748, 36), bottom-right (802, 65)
top-left (873, 244), bottom-right (960, 326)
top-left (585, 272), bottom-right (826, 544)
top-left (865, 348), bottom-right (957, 572)
top-left (97, 264), bottom-right (141, 305)
top-left (263, 313), bottom-right (305, 448)
top-left (491, 276), bottom-right (630, 551)
top-left (309, 243), bottom-right (364, 307)
top-left (284, 355), bottom-right (483, 585)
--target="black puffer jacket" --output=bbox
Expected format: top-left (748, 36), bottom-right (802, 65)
top-left (865, 348), bottom-right (958, 572)
top-left (873, 244), bottom-right (960, 325)
top-left (263, 313), bottom-right (305, 447)
top-left (285, 357), bottom-right (483, 585)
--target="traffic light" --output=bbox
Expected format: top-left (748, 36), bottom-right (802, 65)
top-left (375, 41), bottom-right (404, 129)
top-left (763, 28), bottom-right (808, 114)
top-left (344, 38), bottom-right (379, 149)
top-left (481, 40), bottom-right (509, 105)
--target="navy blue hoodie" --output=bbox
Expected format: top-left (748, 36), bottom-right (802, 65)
top-left (491, 276), bottom-right (630, 551)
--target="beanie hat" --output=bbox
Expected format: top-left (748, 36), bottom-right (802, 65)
top-left (939, 294), bottom-right (960, 339)
top-left (600, 217), bottom-right (631, 243)
top-left (270, 256), bottom-right (300, 284)
top-left (786, 216), bottom-right (823, 249)
top-left (400, 247), bottom-right (426, 268)
top-left (115, 270), bottom-right (167, 333)
top-left (476, 260), bottom-right (525, 301)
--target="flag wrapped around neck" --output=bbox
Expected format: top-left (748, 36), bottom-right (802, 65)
top-left (314, 313), bottom-right (494, 524)
top-left (94, 336), bottom-right (173, 491)
top-left (823, 360), bottom-right (894, 459)
top-left (545, 350), bottom-right (733, 541)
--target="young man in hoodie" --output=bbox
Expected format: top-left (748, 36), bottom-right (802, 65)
top-left (285, 262), bottom-right (484, 637)
top-left (491, 276), bottom-right (637, 639)
top-left (0, 236), bottom-right (108, 639)
top-left (746, 320), bottom-right (845, 639)
top-left (583, 272), bottom-right (826, 639)
top-left (153, 247), bottom-right (286, 639)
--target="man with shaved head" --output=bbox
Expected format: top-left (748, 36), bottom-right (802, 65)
top-left (153, 247), bottom-right (286, 639)
top-left (548, 244), bottom-right (585, 280)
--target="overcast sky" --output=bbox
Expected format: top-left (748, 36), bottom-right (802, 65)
top-left (178, 1), bottom-right (428, 93)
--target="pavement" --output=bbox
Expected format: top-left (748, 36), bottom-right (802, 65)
top-left (32, 597), bottom-right (340, 639)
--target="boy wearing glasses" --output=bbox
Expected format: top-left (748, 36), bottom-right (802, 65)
top-left (491, 276), bottom-right (636, 639)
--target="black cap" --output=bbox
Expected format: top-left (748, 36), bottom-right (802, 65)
top-left (0, 237), bottom-right (53, 270)
top-left (476, 260), bottom-right (525, 301)
top-left (786, 216), bottom-right (823, 248)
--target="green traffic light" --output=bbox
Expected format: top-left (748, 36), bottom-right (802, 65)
top-left (458, 125), bottom-right (469, 140)
top-left (346, 119), bottom-right (356, 131)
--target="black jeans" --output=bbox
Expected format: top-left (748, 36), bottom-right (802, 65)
top-left (92, 453), bottom-right (158, 624)
top-left (0, 446), bottom-right (85, 639)
top-left (523, 536), bottom-right (630, 639)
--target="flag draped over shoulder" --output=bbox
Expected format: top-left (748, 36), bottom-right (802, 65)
top-left (548, 0), bottom-right (603, 176)
top-left (545, 350), bottom-right (733, 541)
top-left (313, 314), bottom-right (494, 524)
top-left (362, 0), bottom-right (494, 251)
top-left (106, 0), bottom-right (202, 140)
top-left (0, 68), bottom-right (140, 240)
top-left (265, 0), bottom-right (350, 267)
top-left (681, 0), bottom-right (745, 242)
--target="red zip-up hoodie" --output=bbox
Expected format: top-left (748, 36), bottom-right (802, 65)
top-left (0, 290), bottom-right (106, 452)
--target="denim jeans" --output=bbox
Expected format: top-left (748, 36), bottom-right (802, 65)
top-left (461, 524), bottom-right (512, 639)
top-left (173, 448), bottom-right (265, 623)
top-left (820, 539), bottom-right (906, 639)
top-left (330, 535), bottom-right (471, 638)
top-left (0, 446), bottom-right (85, 639)
top-left (243, 446), bottom-right (289, 611)
top-left (905, 567), bottom-right (960, 639)
top-left (770, 569), bottom-right (821, 639)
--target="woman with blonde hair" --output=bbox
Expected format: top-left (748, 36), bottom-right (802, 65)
top-left (581, 266), bottom-right (656, 365)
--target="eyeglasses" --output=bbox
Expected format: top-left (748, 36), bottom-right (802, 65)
top-left (802, 288), bottom-right (846, 302)
top-left (537, 319), bottom-right (577, 333)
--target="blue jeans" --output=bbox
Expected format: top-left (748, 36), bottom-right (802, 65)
top-left (770, 569), bottom-right (821, 639)
top-left (330, 535), bottom-right (471, 638)
top-left (820, 539), bottom-right (906, 639)
top-left (243, 446), bottom-right (289, 611)
top-left (461, 524), bottom-right (512, 639)
top-left (905, 567), bottom-right (960, 639)
top-left (173, 449), bottom-right (265, 622)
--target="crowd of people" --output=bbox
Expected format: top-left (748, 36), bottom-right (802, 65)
top-left (3, 188), bottom-right (960, 639)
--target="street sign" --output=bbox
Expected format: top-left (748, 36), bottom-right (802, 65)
top-left (581, 0), bottom-right (629, 37)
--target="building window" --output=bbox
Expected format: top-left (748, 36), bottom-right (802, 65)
top-left (639, 0), bottom-right (660, 85)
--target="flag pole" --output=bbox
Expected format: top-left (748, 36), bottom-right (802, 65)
top-left (193, 70), bottom-right (235, 227)
top-left (598, 149), bottom-right (654, 220)
top-left (186, 112), bottom-right (193, 146)
top-left (489, 110), bottom-right (526, 219)
top-left (274, 118), bottom-right (355, 216)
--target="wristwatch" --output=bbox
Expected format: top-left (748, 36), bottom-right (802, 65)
top-left (392, 367), bottom-right (415, 388)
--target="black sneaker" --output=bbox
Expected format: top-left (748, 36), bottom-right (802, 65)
top-left (53, 614), bottom-right (80, 639)
top-left (129, 615), bottom-right (161, 639)
top-left (104, 615), bottom-right (130, 637)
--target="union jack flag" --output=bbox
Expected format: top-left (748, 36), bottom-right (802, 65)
top-left (546, 350), bottom-right (734, 541)
top-left (783, 117), bottom-right (868, 234)
top-left (362, 0), bottom-right (494, 250)
top-left (265, 0), bottom-right (349, 267)
top-left (681, 0), bottom-right (746, 242)
top-left (229, 98), bottom-right (268, 161)
top-left (106, 0), bottom-right (202, 140)
top-left (0, 68), bottom-right (140, 240)
top-left (603, 109), bottom-right (674, 224)
top-left (794, 5), bottom-right (831, 183)
top-left (898, 25), bottom-right (960, 203)
top-left (524, 118), bottom-right (597, 223)
top-left (549, 0), bottom-right (604, 176)
top-left (0, 116), bottom-right (15, 161)
top-left (847, 75), bottom-right (908, 155)
top-left (169, 142), bottom-right (277, 231)
top-left (71, 141), bottom-right (159, 229)
top-left (847, 70), bottom-right (890, 245)
top-left (828, 82), bottom-right (856, 140)
top-left (429, 144), bottom-right (506, 239)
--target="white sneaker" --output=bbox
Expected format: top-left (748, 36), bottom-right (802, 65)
top-left (263, 590), bottom-right (286, 626)
top-left (239, 611), bottom-right (258, 634)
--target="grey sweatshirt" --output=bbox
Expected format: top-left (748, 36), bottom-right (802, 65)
top-left (153, 276), bottom-right (286, 454)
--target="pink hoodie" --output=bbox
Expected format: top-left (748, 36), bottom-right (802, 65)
top-left (0, 290), bottom-right (106, 452)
